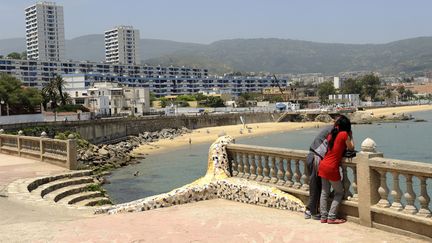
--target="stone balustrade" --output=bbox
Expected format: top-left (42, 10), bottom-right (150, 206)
top-left (226, 138), bottom-right (432, 239)
top-left (0, 131), bottom-right (77, 170)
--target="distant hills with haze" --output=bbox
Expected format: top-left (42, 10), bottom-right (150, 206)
top-left (1, 35), bottom-right (432, 75)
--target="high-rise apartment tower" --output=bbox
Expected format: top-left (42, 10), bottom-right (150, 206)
top-left (25, 2), bottom-right (65, 61)
top-left (105, 26), bottom-right (140, 65)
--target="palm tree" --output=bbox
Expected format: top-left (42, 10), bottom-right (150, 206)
top-left (42, 79), bottom-right (59, 110)
top-left (54, 75), bottom-right (67, 106)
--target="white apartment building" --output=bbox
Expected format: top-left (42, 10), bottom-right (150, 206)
top-left (105, 26), bottom-right (140, 65)
top-left (333, 76), bottom-right (341, 89)
top-left (25, 2), bottom-right (65, 61)
top-left (64, 75), bottom-right (150, 116)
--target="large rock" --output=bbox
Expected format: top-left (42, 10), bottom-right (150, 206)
top-left (314, 114), bottom-right (333, 123)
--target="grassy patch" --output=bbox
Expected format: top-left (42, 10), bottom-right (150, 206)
top-left (87, 184), bottom-right (103, 192)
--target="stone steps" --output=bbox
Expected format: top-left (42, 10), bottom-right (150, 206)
top-left (22, 170), bottom-right (112, 208)
top-left (45, 183), bottom-right (95, 202)
top-left (75, 197), bottom-right (112, 207)
top-left (34, 177), bottom-right (96, 198)
top-left (58, 191), bottom-right (105, 205)
top-left (27, 170), bottom-right (93, 192)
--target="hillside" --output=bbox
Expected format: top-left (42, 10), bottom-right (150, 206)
top-left (1, 36), bottom-right (432, 74)
top-left (147, 37), bottom-right (432, 74)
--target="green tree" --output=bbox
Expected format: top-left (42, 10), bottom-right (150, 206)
top-left (205, 96), bottom-right (225, 107)
top-left (0, 74), bottom-right (42, 114)
top-left (317, 81), bottom-right (335, 103)
top-left (193, 93), bottom-right (207, 101)
top-left (384, 88), bottom-right (393, 104)
top-left (177, 94), bottom-right (196, 102)
top-left (340, 78), bottom-right (362, 94)
top-left (6, 52), bottom-right (21, 59)
top-left (159, 97), bottom-right (172, 108)
top-left (21, 51), bottom-right (27, 60)
top-left (239, 92), bottom-right (262, 101)
top-left (360, 74), bottom-right (381, 101)
top-left (236, 96), bottom-right (247, 107)
top-left (264, 95), bottom-right (284, 103)
top-left (149, 92), bottom-right (157, 103)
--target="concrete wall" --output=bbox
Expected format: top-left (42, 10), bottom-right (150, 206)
top-left (0, 114), bottom-right (44, 124)
top-left (0, 112), bottom-right (276, 144)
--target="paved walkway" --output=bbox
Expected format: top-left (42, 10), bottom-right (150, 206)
top-left (0, 154), bottom-right (427, 242)
top-left (0, 154), bottom-right (67, 196)
top-left (0, 199), bottom-right (426, 243)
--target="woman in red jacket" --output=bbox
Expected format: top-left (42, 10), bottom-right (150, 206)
top-left (318, 115), bottom-right (354, 224)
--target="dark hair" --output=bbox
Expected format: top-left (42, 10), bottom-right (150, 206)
top-left (328, 115), bottom-right (351, 150)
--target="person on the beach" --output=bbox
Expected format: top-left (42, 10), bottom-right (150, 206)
top-left (318, 115), bottom-right (354, 224)
top-left (304, 116), bottom-right (341, 220)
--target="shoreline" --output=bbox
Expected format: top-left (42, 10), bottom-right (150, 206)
top-left (132, 104), bottom-right (432, 157)
top-left (132, 121), bottom-right (326, 157)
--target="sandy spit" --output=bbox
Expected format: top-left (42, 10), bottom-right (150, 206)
top-left (132, 104), bottom-right (432, 156)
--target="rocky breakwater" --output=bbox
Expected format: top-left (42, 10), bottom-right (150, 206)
top-left (349, 111), bottom-right (413, 124)
top-left (78, 127), bottom-right (191, 172)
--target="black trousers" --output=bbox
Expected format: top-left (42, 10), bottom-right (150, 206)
top-left (306, 152), bottom-right (322, 215)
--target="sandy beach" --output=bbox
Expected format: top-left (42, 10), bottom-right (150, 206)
top-left (132, 104), bottom-right (432, 156)
top-left (362, 104), bottom-right (432, 116)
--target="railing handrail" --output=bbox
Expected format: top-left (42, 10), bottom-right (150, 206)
top-left (19, 136), bottom-right (43, 142)
top-left (225, 140), bottom-right (432, 239)
top-left (0, 133), bottom-right (76, 170)
top-left (226, 144), bottom-right (308, 159)
top-left (370, 157), bottom-right (432, 177)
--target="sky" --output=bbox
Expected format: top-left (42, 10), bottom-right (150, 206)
top-left (1, 0), bottom-right (432, 44)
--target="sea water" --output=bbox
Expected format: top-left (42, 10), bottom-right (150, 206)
top-left (104, 110), bottom-right (432, 204)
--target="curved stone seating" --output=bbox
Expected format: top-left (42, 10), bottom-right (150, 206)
top-left (7, 170), bottom-right (111, 209)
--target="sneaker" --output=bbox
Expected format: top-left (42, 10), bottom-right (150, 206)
top-left (320, 218), bottom-right (327, 223)
top-left (304, 210), bottom-right (311, 219)
top-left (311, 214), bottom-right (321, 220)
top-left (327, 218), bottom-right (346, 224)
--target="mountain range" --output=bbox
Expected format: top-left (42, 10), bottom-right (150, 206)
top-left (1, 35), bottom-right (432, 75)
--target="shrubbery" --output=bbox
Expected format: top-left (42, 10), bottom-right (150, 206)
top-left (55, 104), bottom-right (90, 112)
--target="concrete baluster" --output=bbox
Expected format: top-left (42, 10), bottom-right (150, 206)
top-left (231, 152), bottom-right (238, 176)
top-left (0, 130), bottom-right (3, 153)
top-left (342, 165), bottom-right (352, 199)
top-left (269, 156), bottom-right (278, 184)
top-left (243, 152), bottom-right (250, 179)
top-left (351, 166), bottom-right (358, 201)
top-left (284, 158), bottom-right (293, 187)
top-left (390, 172), bottom-right (403, 211)
top-left (293, 159), bottom-right (301, 189)
top-left (276, 157), bottom-right (285, 186)
top-left (377, 170), bottom-right (390, 208)
top-left (237, 152), bottom-right (244, 177)
top-left (417, 176), bottom-right (431, 217)
top-left (403, 174), bottom-right (417, 214)
top-left (300, 160), bottom-right (309, 191)
top-left (17, 130), bottom-right (23, 156)
top-left (249, 154), bottom-right (257, 180)
top-left (256, 154), bottom-right (263, 181)
top-left (262, 155), bottom-right (271, 183)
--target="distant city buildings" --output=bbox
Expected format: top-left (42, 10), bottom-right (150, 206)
top-left (105, 26), bottom-right (140, 65)
top-left (25, 2), bottom-right (65, 61)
